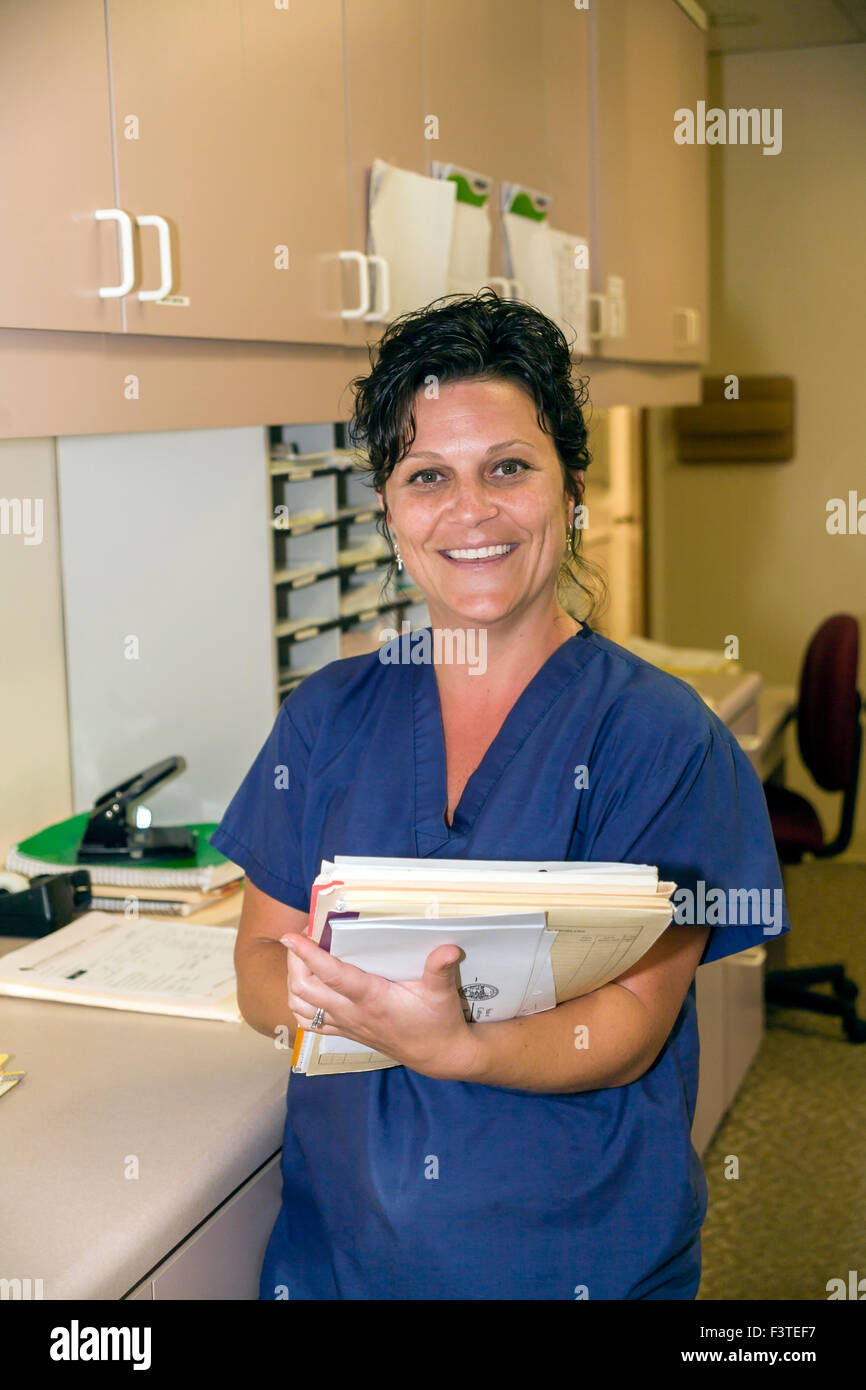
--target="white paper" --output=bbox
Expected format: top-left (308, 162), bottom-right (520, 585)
top-left (0, 911), bottom-right (237, 1004)
top-left (445, 199), bottom-right (492, 295)
top-left (548, 227), bottom-right (590, 351)
top-left (329, 856), bottom-right (659, 886)
top-left (368, 159), bottom-right (456, 318)
top-left (318, 912), bottom-right (555, 1056)
top-left (501, 211), bottom-right (560, 319)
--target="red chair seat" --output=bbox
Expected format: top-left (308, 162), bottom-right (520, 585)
top-left (764, 782), bottom-right (825, 859)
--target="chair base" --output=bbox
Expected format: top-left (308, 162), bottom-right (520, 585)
top-left (765, 965), bottom-right (866, 1042)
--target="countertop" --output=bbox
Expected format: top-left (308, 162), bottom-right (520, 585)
top-left (0, 898), bottom-right (291, 1299)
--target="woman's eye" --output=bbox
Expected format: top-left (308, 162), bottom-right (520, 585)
top-left (408, 469), bottom-right (442, 486)
top-left (492, 458), bottom-right (530, 476)
top-left (406, 459), bottom-right (529, 485)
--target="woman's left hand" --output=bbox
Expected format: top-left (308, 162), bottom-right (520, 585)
top-left (281, 933), bottom-right (480, 1082)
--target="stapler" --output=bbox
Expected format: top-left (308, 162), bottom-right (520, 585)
top-left (0, 869), bottom-right (92, 938)
top-left (77, 756), bottom-right (198, 861)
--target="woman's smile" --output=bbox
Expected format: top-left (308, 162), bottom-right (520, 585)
top-left (439, 542), bottom-right (519, 565)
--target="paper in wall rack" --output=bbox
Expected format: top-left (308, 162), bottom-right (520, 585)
top-left (432, 162), bottom-right (499, 298)
top-left (500, 181), bottom-right (559, 320)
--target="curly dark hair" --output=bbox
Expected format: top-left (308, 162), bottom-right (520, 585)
top-left (346, 288), bottom-right (607, 626)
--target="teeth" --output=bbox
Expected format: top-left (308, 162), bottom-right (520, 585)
top-left (444, 544), bottom-right (515, 560)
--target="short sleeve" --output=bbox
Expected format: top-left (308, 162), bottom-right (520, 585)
top-left (583, 699), bottom-right (791, 967)
top-left (208, 700), bottom-right (311, 912)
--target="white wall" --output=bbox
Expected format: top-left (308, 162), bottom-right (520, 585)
top-left (57, 426), bottom-right (276, 827)
top-left (0, 438), bottom-right (73, 861)
top-left (646, 43), bottom-right (866, 855)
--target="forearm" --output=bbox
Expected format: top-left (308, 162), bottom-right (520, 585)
top-left (235, 941), bottom-right (295, 1043)
top-left (456, 983), bottom-right (657, 1094)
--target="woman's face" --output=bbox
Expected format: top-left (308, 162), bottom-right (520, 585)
top-left (379, 377), bottom-right (576, 629)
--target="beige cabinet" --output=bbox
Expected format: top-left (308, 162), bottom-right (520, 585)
top-left (589, 0), bottom-right (708, 364)
top-left (125, 1153), bottom-right (283, 1300)
top-left (108, 0), bottom-right (358, 344)
top-left (670, 3), bottom-right (710, 362)
top-left (0, 0), bottom-right (122, 333)
top-left (1, 0), bottom-right (364, 345)
top-left (423, 0), bottom-right (547, 284)
top-left (540, 0), bottom-right (593, 248)
top-left (692, 948), bottom-right (766, 1158)
top-left (342, 0), bottom-right (428, 348)
top-left (0, 0), bottom-right (708, 367)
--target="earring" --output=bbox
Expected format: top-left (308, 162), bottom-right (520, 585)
top-left (384, 519), bottom-right (403, 572)
top-left (567, 514), bottom-right (576, 555)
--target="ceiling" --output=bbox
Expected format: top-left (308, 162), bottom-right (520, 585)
top-left (702, 0), bottom-right (866, 53)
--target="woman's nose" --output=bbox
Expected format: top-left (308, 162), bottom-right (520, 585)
top-left (445, 475), bottom-right (499, 525)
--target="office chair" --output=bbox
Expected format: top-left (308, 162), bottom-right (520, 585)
top-left (763, 613), bottom-right (866, 1042)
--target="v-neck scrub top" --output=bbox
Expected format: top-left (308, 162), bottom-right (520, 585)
top-left (210, 624), bottom-right (790, 1300)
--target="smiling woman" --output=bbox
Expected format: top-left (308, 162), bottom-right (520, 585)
top-left (350, 287), bottom-right (606, 635)
top-left (209, 289), bottom-right (790, 1301)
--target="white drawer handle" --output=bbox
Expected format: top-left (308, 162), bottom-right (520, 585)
top-left (136, 214), bottom-right (174, 300)
top-left (339, 250), bottom-right (371, 319)
top-left (364, 254), bottom-right (391, 322)
top-left (95, 209), bottom-right (135, 298)
top-left (674, 306), bottom-right (700, 348)
top-left (587, 291), bottom-right (609, 340)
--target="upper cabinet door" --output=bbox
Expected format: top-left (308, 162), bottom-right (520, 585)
top-left (342, 0), bottom-right (427, 349)
top-left (540, 0), bottom-right (593, 242)
top-left (107, 0), bottom-right (358, 344)
top-left (423, 0), bottom-right (546, 280)
top-left (670, 4), bottom-right (709, 363)
top-left (590, 0), bottom-right (707, 364)
top-left (0, 0), bottom-right (123, 333)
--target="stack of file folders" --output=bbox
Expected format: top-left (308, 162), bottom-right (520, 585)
top-left (291, 856), bottom-right (676, 1078)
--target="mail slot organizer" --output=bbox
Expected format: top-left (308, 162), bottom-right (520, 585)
top-left (270, 438), bottom-right (428, 700)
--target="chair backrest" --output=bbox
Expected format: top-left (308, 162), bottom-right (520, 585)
top-left (797, 614), bottom-right (861, 792)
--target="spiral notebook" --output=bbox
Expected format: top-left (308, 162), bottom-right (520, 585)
top-left (6, 813), bottom-right (242, 892)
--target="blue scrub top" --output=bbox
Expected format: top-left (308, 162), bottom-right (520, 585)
top-left (210, 624), bottom-right (790, 1300)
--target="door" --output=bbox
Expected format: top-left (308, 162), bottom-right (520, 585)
top-left (541, 0), bottom-right (593, 243)
top-left (423, 0), bottom-right (547, 286)
top-left (107, 0), bottom-right (359, 343)
top-left (670, 3), bottom-right (709, 362)
top-left (342, 0), bottom-right (428, 347)
top-left (0, 0), bottom-right (123, 332)
top-left (590, 0), bottom-right (697, 363)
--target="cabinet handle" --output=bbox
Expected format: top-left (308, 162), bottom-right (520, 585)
top-left (136, 214), bottom-right (174, 300)
top-left (588, 291), bottom-right (609, 341)
top-left (487, 277), bottom-right (523, 300)
top-left (364, 254), bottom-right (391, 322)
top-left (339, 250), bottom-right (371, 319)
top-left (606, 277), bottom-right (626, 338)
top-left (673, 307), bottom-right (700, 348)
top-left (95, 209), bottom-right (135, 298)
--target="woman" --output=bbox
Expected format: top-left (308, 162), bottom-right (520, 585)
top-left (210, 289), bottom-right (789, 1300)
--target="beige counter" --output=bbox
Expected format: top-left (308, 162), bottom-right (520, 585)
top-left (0, 901), bottom-right (292, 1300)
